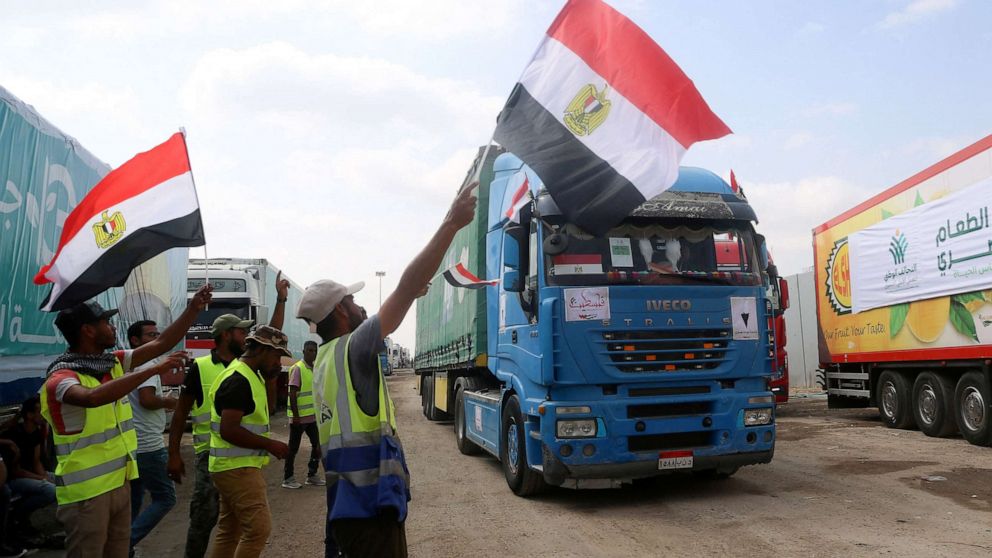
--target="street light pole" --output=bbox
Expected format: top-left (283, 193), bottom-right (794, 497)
top-left (375, 271), bottom-right (386, 309)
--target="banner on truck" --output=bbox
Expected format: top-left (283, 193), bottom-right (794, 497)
top-left (1, 86), bottom-right (187, 395)
top-left (849, 176), bottom-right (992, 313)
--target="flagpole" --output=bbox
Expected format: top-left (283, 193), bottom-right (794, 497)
top-left (179, 127), bottom-right (209, 310)
top-left (465, 24), bottom-right (554, 196)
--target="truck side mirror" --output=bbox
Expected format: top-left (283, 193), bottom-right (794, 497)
top-left (503, 223), bottom-right (526, 270)
top-left (503, 269), bottom-right (523, 292)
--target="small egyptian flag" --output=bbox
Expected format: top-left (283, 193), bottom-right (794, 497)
top-left (505, 175), bottom-right (532, 224)
top-left (442, 263), bottom-right (498, 290)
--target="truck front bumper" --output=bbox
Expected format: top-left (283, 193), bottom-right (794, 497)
top-left (541, 445), bottom-right (774, 486)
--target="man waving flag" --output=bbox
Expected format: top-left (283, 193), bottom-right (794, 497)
top-left (494, 0), bottom-right (731, 236)
top-left (34, 132), bottom-right (205, 311)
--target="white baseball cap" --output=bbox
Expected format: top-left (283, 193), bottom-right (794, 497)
top-left (296, 279), bottom-right (365, 324)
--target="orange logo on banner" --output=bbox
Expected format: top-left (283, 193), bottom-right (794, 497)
top-left (825, 238), bottom-right (851, 315)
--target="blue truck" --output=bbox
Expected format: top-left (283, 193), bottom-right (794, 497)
top-left (415, 147), bottom-right (778, 495)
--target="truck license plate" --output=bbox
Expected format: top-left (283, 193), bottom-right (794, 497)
top-left (658, 450), bottom-right (693, 470)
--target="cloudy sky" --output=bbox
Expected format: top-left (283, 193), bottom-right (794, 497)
top-left (2, 0), bottom-right (990, 349)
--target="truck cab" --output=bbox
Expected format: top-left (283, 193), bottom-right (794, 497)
top-left (451, 154), bottom-right (778, 494)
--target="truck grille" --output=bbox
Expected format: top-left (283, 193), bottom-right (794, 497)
top-left (599, 329), bottom-right (730, 373)
top-left (628, 402), bottom-right (712, 418)
top-left (628, 431), bottom-right (713, 452)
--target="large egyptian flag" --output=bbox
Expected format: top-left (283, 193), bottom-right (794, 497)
top-left (493, 0), bottom-right (731, 236)
top-left (34, 132), bottom-right (205, 311)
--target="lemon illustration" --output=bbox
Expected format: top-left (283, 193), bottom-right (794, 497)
top-left (906, 296), bottom-right (950, 343)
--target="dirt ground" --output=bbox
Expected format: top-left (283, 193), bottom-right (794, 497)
top-left (37, 370), bottom-right (992, 557)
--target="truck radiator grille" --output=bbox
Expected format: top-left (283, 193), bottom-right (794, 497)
top-left (628, 402), bottom-right (712, 418)
top-left (599, 329), bottom-right (730, 372)
top-left (628, 431), bottom-right (713, 452)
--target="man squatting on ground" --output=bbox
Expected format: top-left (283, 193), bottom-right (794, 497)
top-left (167, 274), bottom-right (290, 558)
top-left (296, 184), bottom-right (477, 558)
top-left (40, 285), bottom-right (212, 558)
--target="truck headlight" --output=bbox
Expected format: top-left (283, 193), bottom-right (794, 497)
top-left (744, 408), bottom-right (773, 426)
top-left (557, 419), bottom-right (597, 438)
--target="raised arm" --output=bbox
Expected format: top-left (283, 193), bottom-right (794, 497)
top-left (132, 285), bottom-right (213, 369)
top-left (62, 353), bottom-right (187, 408)
top-left (378, 185), bottom-right (477, 338)
top-left (268, 271), bottom-right (290, 331)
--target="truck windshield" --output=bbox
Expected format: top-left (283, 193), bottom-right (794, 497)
top-left (543, 221), bottom-right (762, 287)
top-left (185, 298), bottom-right (252, 342)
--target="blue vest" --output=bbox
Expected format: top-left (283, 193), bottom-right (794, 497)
top-left (317, 333), bottom-right (410, 521)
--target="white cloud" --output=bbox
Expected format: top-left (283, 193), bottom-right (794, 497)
top-left (797, 21), bottom-right (826, 36)
top-left (175, 41), bottom-right (504, 349)
top-left (737, 175), bottom-right (881, 275)
top-left (1, 76), bottom-right (145, 145)
top-left (879, 0), bottom-right (959, 29)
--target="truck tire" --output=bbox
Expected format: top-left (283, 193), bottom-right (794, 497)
top-left (455, 388), bottom-right (482, 456)
top-left (912, 372), bottom-right (956, 437)
top-left (423, 374), bottom-right (451, 421)
top-left (500, 395), bottom-right (546, 497)
top-left (954, 372), bottom-right (991, 447)
top-left (877, 370), bottom-right (914, 429)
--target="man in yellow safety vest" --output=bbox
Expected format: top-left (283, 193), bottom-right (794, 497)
top-left (282, 340), bottom-right (323, 489)
top-left (296, 184), bottom-right (476, 557)
top-left (167, 272), bottom-right (290, 558)
top-left (208, 325), bottom-right (291, 558)
top-left (40, 285), bottom-right (211, 558)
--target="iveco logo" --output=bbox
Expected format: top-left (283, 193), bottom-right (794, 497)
top-left (645, 300), bottom-right (691, 311)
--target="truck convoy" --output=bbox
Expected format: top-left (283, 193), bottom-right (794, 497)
top-left (816, 134), bottom-right (992, 447)
top-left (0, 85), bottom-right (187, 407)
top-left (415, 147), bottom-right (780, 495)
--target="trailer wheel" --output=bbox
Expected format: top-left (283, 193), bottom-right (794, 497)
top-left (877, 370), bottom-right (914, 429)
top-left (954, 372), bottom-right (991, 447)
top-left (500, 395), bottom-right (546, 497)
top-left (455, 388), bottom-right (482, 456)
top-left (912, 372), bottom-right (956, 437)
top-left (422, 374), bottom-right (449, 421)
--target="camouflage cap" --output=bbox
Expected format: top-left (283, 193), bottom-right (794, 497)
top-left (246, 325), bottom-right (292, 357)
top-left (211, 314), bottom-right (255, 336)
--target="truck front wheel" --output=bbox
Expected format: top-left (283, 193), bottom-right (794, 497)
top-left (500, 395), bottom-right (546, 497)
top-left (878, 370), bottom-right (914, 429)
top-left (955, 372), bottom-right (991, 447)
top-left (913, 372), bottom-right (956, 437)
top-left (455, 388), bottom-right (482, 456)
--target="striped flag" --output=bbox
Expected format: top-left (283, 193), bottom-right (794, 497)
top-left (494, 0), bottom-right (731, 236)
top-left (442, 263), bottom-right (498, 290)
top-left (34, 132), bottom-right (205, 311)
top-left (505, 175), bottom-right (532, 224)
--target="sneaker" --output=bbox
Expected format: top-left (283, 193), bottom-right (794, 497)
top-left (305, 474), bottom-right (326, 486)
top-left (281, 478), bottom-right (303, 489)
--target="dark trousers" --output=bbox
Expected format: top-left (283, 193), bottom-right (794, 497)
top-left (284, 422), bottom-right (321, 480)
top-left (330, 510), bottom-right (407, 558)
top-left (184, 451), bottom-right (219, 558)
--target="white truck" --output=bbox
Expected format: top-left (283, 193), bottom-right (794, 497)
top-left (184, 258), bottom-right (314, 361)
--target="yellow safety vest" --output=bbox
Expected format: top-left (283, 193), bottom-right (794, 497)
top-left (208, 360), bottom-right (270, 473)
top-left (191, 354), bottom-right (227, 454)
top-left (287, 360), bottom-right (315, 419)
top-left (40, 360), bottom-right (139, 505)
top-left (318, 334), bottom-right (410, 520)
